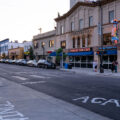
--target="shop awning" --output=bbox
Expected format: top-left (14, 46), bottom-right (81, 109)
top-left (49, 52), bottom-right (62, 56)
top-left (96, 50), bottom-right (117, 55)
top-left (67, 51), bottom-right (94, 56)
top-left (49, 52), bottom-right (56, 56)
top-left (106, 50), bottom-right (117, 55)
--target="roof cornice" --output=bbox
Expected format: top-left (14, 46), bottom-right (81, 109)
top-left (55, 0), bottom-right (116, 22)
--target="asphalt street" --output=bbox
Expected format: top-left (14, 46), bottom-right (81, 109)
top-left (0, 63), bottom-right (120, 120)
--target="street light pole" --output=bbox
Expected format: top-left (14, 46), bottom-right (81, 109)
top-left (42, 42), bottom-right (45, 59)
top-left (99, 2), bottom-right (104, 73)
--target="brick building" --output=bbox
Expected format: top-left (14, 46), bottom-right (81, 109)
top-left (55, 0), bottom-right (120, 72)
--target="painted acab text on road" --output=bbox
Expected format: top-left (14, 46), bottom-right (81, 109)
top-left (73, 96), bottom-right (120, 108)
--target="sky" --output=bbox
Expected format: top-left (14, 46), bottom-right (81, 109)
top-left (0, 0), bottom-right (69, 42)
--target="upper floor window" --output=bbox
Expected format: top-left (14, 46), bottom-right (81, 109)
top-left (71, 22), bottom-right (74, 31)
top-left (61, 41), bottom-right (66, 49)
top-left (60, 25), bottom-right (64, 34)
top-left (33, 41), bottom-right (38, 49)
top-left (82, 35), bottom-right (85, 48)
top-left (79, 19), bottom-right (84, 30)
top-left (87, 35), bottom-right (91, 47)
top-left (103, 33), bottom-right (112, 45)
top-left (109, 10), bottom-right (114, 23)
top-left (49, 40), bottom-right (54, 48)
top-left (73, 38), bottom-right (75, 48)
top-left (89, 16), bottom-right (93, 27)
top-left (41, 42), bottom-right (45, 48)
top-left (77, 37), bottom-right (80, 48)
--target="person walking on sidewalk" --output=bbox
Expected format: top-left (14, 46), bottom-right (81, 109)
top-left (111, 61), bottom-right (115, 73)
top-left (93, 60), bottom-right (98, 72)
top-left (115, 60), bottom-right (118, 73)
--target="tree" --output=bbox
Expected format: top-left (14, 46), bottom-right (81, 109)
top-left (56, 48), bottom-right (67, 65)
top-left (29, 46), bottom-right (35, 60)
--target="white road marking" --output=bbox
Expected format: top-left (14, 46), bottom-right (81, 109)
top-left (12, 76), bottom-right (28, 81)
top-left (30, 75), bottom-right (50, 79)
top-left (21, 81), bottom-right (46, 85)
top-left (0, 101), bottom-right (29, 120)
top-left (73, 96), bottom-right (120, 108)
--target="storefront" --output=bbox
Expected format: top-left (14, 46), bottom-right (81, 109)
top-left (96, 46), bottom-right (117, 69)
top-left (67, 48), bottom-right (94, 68)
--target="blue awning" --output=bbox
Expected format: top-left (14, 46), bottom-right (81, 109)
top-left (67, 51), bottom-right (94, 56)
top-left (96, 50), bottom-right (117, 55)
top-left (107, 50), bottom-right (117, 55)
top-left (49, 52), bottom-right (62, 56)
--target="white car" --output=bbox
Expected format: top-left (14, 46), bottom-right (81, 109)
top-left (27, 60), bottom-right (37, 67)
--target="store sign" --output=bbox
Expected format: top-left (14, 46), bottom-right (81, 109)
top-left (70, 48), bottom-right (91, 53)
top-left (99, 46), bottom-right (117, 50)
top-left (47, 51), bottom-right (52, 53)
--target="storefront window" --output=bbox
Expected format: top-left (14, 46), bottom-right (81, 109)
top-left (69, 56), bottom-right (74, 62)
top-left (75, 56), bottom-right (80, 62)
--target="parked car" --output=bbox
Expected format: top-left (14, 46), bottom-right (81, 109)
top-left (11, 59), bottom-right (17, 64)
top-left (8, 59), bottom-right (13, 64)
top-left (37, 59), bottom-right (56, 69)
top-left (0, 59), bottom-right (5, 63)
top-left (19, 59), bottom-right (27, 66)
top-left (27, 60), bottom-right (37, 67)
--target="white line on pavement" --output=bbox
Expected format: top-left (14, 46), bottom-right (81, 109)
top-left (30, 75), bottom-right (50, 79)
top-left (12, 76), bottom-right (28, 81)
top-left (21, 81), bottom-right (46, 85)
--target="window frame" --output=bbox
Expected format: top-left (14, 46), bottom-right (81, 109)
top-left (109, 10), bottom-right (114, 23)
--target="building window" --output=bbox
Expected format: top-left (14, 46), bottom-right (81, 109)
top-left (79, 19), bottom-right (84, 30)
top-left (49, 40), bottom-right (54, 47)
top-left (33, 41), bottom-right (38, 49)
top-left (73, 38), bottom-right (76, 48)
top-left (89, 16), bottom-right (93, 27)
top-left (60, 25), bottom-right (64, 34)
top-left (71, 22), bottom-right (74, 31)
top-left (77, 37), bottom-right (80, 48)
top-left (103, 33), bottom-right (112, 45)
top-left (82, 35), bottom-right (85, 47)
top-left (109, 10), bottom-right (114, 23)
top-left (41, 42), bottom-right (45, 48)
top-left (61, 41), bottom-right (66, 49)
top-left (87, 35), bottom-right (91, 47)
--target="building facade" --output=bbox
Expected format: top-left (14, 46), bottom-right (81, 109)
top-left (55, 0), bottom-right (120, 72)
top-left (33, 30), bottom-right (56, 62)
top-left (8, 47), bottom-right (24, 60)
top-left (0, 39), bottom-right (9, 58)
top-left (23, 41), bottom-right (32, 52)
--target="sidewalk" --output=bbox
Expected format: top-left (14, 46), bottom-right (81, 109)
top-left (0, 77), bottom-right (112, 120)
top-left (60, 67), bottom-right (120, 77)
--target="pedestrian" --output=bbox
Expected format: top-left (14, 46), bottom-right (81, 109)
top-left (115, 60), bottom-right (118, 73)
top-left (93, 60), bottom-right (98, 72)
top-left (111, 61), bottom-right (115, 73)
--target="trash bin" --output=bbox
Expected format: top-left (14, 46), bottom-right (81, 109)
top-left (68, 63), bottom-right (72, 69)
top-left (64, 63), bottom-right (68, 69)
